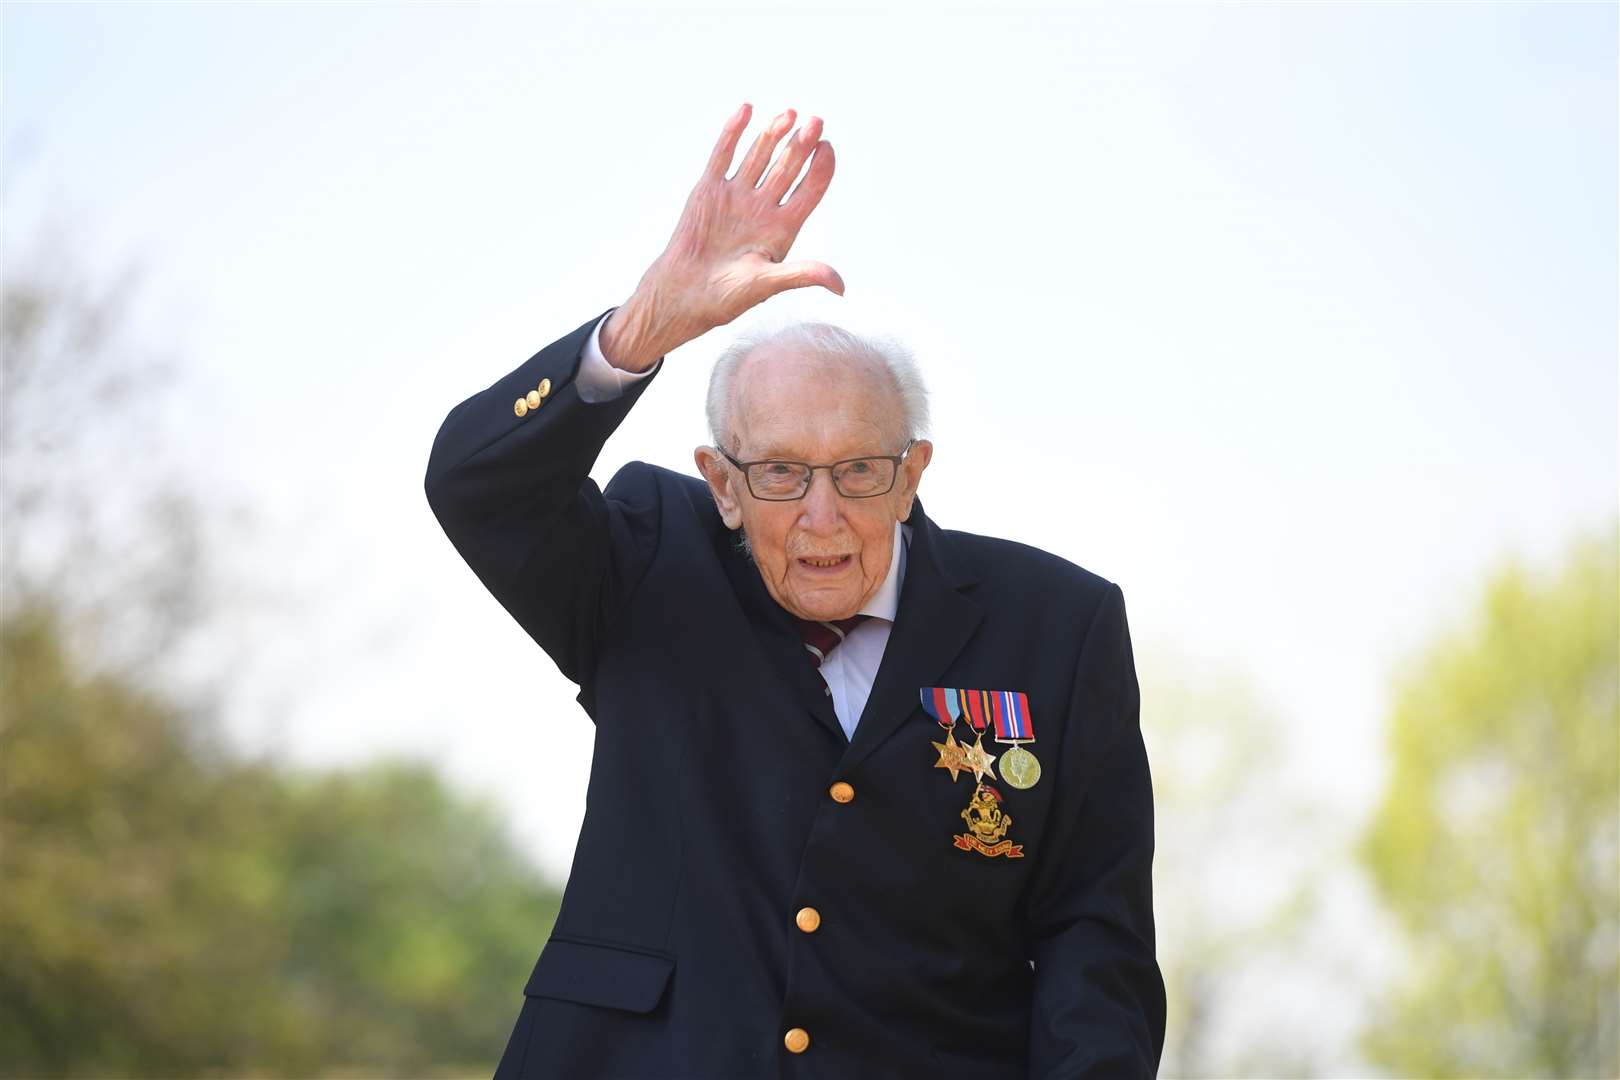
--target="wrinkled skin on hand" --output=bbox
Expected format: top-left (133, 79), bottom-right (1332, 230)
top-left (600, 104), bottom-right (841, 372)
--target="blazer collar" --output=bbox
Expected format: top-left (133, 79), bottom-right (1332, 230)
top-left (717, 525), bottom-right (846, 740)
top-left (718, 496), bottom-right (982, 755)
top-left (841, 496), bottom-right (982, 772)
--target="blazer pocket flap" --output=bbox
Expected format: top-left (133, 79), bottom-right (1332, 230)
top-left (524, 937), bottom-right (674, 1013)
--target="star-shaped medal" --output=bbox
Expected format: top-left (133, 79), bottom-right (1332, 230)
top-left (931, 731), bottom-right (971, 782)
top-left (961, 736), bottom-right (998, 784)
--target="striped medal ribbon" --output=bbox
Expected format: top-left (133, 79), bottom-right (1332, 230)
top-left (988, 690), bottom-right (1040, 790)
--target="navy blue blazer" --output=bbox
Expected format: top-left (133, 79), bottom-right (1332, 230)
top-left (424, 311), bottom-right (1166, 1079)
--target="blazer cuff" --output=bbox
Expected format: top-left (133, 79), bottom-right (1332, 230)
top-left (576, 308), bottom-right (660, 403)
top-left (423, 308), bottom-right (662, 494)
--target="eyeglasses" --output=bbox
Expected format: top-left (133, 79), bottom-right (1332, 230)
top-left (717, 440), bottom-right (915, 501)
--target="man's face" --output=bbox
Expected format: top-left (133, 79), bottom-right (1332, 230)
top-left (695, 345), bottom-right (933, 622)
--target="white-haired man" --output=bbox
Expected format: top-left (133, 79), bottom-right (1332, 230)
top-left (425, 104), bottom-right (1165, 1079)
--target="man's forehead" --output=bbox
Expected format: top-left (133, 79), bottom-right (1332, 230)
top-left (734, 341), bottom-right (879, 388)
top-left (730, 344), bottom-right (901, 454)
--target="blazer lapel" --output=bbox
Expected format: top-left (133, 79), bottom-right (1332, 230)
top-left (841, 499), bottom-right (982, 773)
top-left (718, 528), bottom-right (849, 744)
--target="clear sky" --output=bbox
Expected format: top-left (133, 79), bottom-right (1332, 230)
top-left (5, 1), bottom-right (1615, 1067)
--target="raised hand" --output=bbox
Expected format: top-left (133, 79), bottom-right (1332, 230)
top-left (599, 104), bottom-right (840, 372)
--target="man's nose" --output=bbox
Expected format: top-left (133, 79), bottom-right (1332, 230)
top-left (797, 469), bottom-right (845, 533)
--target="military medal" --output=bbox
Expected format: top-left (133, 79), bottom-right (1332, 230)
top-left (954, 690), bottom-right (999, 783)
top-left (931, 734), bottom-right (970, 782)
top-left (925, 688), bottom-right (1031, 857)
top-left (990, 690), bottom-right (1040, 790)
top-left (922, 688), bottom-right (971, 782)
top-left (922, 688), bottom-right (997, 783)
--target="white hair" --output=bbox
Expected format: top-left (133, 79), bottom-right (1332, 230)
top-left (704, 321), bottom-right (930, 452)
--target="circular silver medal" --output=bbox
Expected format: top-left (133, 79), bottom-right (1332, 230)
top-left (999, 745), bottom-right (1042, 790)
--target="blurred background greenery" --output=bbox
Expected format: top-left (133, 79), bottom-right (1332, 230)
top-left (1, 258), bottom-right (561, 1077)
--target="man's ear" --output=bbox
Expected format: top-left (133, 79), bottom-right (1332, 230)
top-left (694, 446), bottom-right (745, 530)
top-left (895, 439), bottom-right (933, 520)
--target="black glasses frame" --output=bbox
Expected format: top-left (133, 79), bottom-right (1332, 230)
top-left (717, 439), bottom-right (916, 501)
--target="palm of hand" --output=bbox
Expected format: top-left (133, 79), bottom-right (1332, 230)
top-left (648, 105), bottom-right (842, 335)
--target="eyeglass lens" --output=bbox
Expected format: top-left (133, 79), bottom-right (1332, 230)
top-left (748, 458), bottom-right (895, 500)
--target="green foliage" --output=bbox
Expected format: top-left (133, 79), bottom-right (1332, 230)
top-left (0, 602), bottom-right (560, 1076)
top-left (1359, 528), bottom-right (1619, 1077)
top-left (0, 243), bottom-right (561, 1076)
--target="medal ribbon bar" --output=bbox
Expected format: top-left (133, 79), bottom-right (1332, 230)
top-left (989, 690), bottom-right (1033, 743)
top-left (921, 687), bottom-right (963, 730)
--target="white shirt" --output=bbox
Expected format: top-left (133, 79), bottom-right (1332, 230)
top-left (574, 311), bottom-right (909, 739)
top-left (574, 311), bottom-right (658, 403)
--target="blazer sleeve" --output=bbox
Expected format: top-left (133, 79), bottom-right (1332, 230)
top-left (423, 309), bottom-right (665, 688)
top-left (1025, 583), bottom-right (1167, 1078)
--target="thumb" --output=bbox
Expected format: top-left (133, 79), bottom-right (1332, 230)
top-left (757, 259), bottom-right (845, 299)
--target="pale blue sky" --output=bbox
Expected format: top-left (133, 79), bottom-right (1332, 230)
top-left (5, 3), bottom-right (1615, 1069)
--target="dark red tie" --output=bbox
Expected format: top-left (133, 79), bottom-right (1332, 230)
top-left (794, 615), bottom-right (869, 697)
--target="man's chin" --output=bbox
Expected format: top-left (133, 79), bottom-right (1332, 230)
top-left (780, 585), bottom-right (863, 623)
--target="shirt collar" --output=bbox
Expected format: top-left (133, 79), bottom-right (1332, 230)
top-left (858, 521), bottom-right (910, 622)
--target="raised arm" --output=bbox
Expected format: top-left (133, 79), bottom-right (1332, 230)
top-left (423, 104), bottom-right (839, 686)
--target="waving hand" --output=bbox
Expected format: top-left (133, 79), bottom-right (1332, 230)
top-left (599, 104), bottom-right (841, 372)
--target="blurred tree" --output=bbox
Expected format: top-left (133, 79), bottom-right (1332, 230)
top-left (0, 243), bottom-right (211, 677)
top-left (1141, 653), bottom-right (1336, 1078)
top-left (0, 247), bottom-right (561, 1076)
top-left (273, 762), bottom-right (560, 1070)
top-left (0, 603), bottom-right (559, 1076)
top-left (0, 600), bottom-right (309, 1073)
top-left (1359, 529), bottom-right (1619, 1077)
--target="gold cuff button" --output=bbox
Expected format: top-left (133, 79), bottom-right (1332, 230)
top-left (538, 377), bottom-right (552, 398)
top-left (828, 781), bottom-right (854, 804)
top-left (526, 389), bottom-right (541, 410)
top-left (795, 907), bottom-right (821, 933)
top-left (513, 397), bottom-right (528, 417)
top-left (783, 1027), bottom-right (810, 1054)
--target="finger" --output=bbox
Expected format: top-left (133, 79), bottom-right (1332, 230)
top-left (759, 116), bottom-right (823, 204)
top-left (731, 108), bottom-right (796, 187)
top-left (781, 140), bottom-right (836, 229)
top-left (704, 102), bottom-right (753, 180)
top-left (756, 258), bottom-right (845, 299)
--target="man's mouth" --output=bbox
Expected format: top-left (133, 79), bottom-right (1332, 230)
top-left (797, 555), bottom-right (852, 570)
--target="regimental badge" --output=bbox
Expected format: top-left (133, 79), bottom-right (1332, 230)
top-left (953, 781), bottom-right (1024, 858)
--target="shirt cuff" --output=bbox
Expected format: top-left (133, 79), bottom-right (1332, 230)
top-left (576, 308), bottom-right (658, 403)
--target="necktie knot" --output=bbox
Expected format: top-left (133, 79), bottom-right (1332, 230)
top-left (795, 615), bottom-right (869, 670)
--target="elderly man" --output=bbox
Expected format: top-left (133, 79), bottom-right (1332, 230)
top-left (424, 104), bottom-right (1165, 1079)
